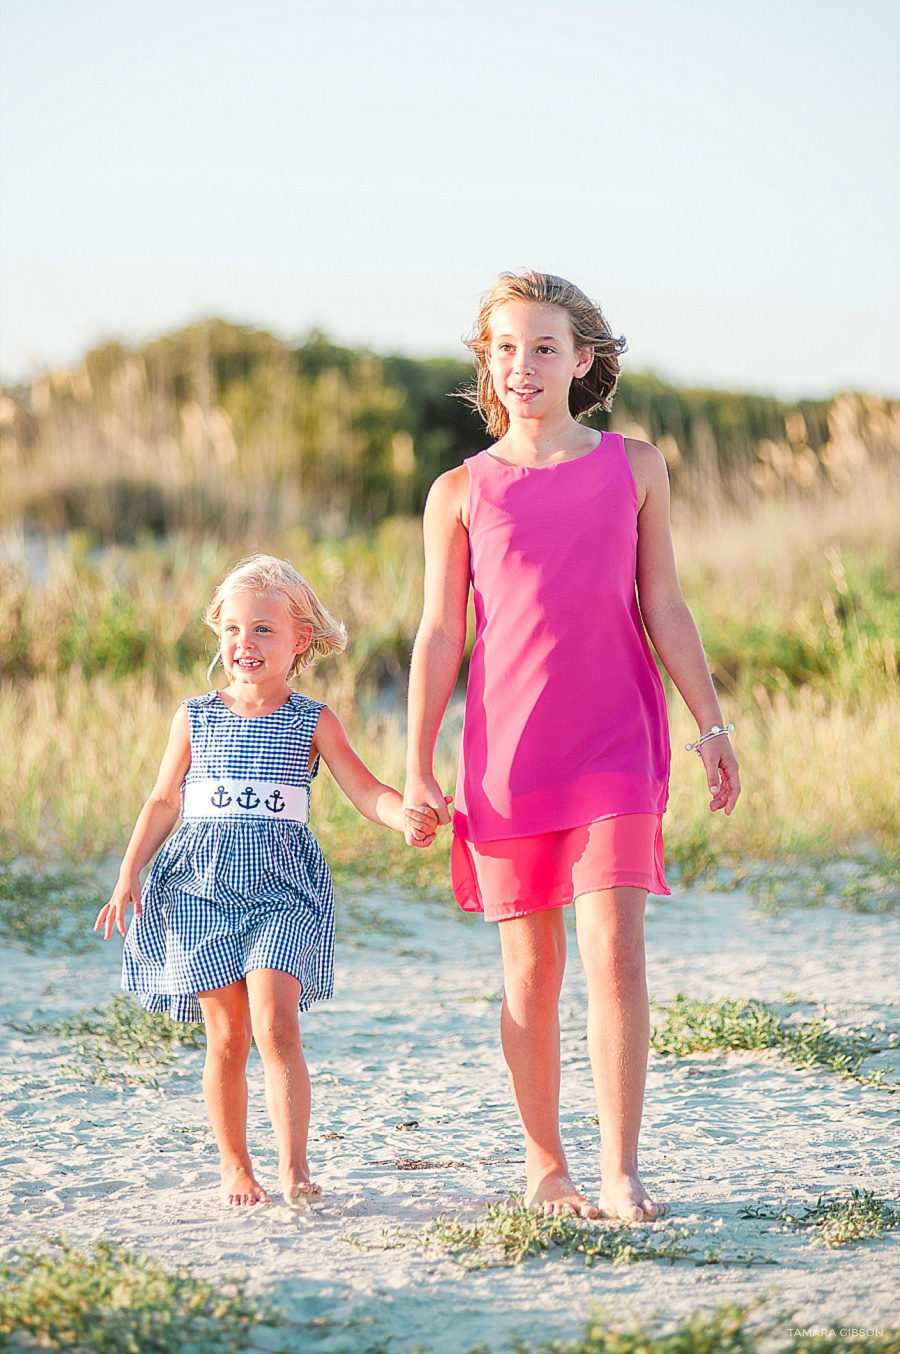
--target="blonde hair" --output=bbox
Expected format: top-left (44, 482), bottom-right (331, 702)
top-left (205, 554), bottom-right (347, 680)
top-left (465, 271), bottom-right (627, 439)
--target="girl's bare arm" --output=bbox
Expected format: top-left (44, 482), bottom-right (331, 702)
top-left (627, 439), bottom-right (741, 815)
top-left (311, 708), bottom-right (439, 843)
top-left (404, 467), bottom-right (471, 829)
top-left (95, 705), bottom-right (192, 937)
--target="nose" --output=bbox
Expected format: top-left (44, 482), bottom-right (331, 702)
top-left (512, 351), bottom-right (534, 376)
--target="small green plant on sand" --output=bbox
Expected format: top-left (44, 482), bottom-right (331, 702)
top-left (8, 995), bottom-right (205, 1088)
top-left (390, 1198), bottom-right (773, 1270)
top-left (464, 1302), bottom-right (900, 1354)
top-left (0, 861), bottom-right (103, 953)
top-left (651, 993), bottom-right (898, 1089)
top-left (741, 1189), bottom-right (900, 1249)
top-left (729, 856), bottom-right (900, 916)
top-left (0, 1236), bottom-right (283, 1354)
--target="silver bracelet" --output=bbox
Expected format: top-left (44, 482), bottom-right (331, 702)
top-left (685, 723), bottom-right (734, 755)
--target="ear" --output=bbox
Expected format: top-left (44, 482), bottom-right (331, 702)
top-left (574, 345), bottom-right (595, 379)
top-left (294, 624), bottom-right (314, 654)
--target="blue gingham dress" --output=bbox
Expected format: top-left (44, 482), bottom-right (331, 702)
top-left (122, 691), bottom-right (334, 1022)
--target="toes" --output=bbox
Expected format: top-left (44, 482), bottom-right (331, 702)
top-left (284, 1181), bottom-right (322, 1209)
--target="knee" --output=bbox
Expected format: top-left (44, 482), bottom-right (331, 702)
top-left (252, 1006), bottom-right (301, 1059)
top-left (581, 919), bottom-right (646, 985)
top-left (206, 1016), bottom-right (252, 1065)
top-left (504, 947), bottom-right (565, 1008)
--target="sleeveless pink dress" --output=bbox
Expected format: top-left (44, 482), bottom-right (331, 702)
top-left (450, 433), bottom-right (671, 920)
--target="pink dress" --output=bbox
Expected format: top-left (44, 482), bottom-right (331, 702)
top-left (451, 433), bottom-right (671, 920)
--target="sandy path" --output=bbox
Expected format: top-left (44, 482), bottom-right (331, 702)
top-left (1, 884), bottom-right (898, 1351)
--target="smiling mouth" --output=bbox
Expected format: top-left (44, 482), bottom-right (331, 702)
top-left (510, 386), bottom-right (541, 397)
top-left (235, 658), bottom-right (263, 669)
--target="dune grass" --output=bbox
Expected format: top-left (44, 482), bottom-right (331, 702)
top-left (473, 1304), bottom-right (900, 1354)
top-left (388, 1197), bottom-right (774, 1270)
top-left (8, 995), bottom-right (205, 1089)
top-left (0, 1237), bottom-right (283, 1354)
top-left (651, 993), bottom-right (899, 1089)
top-left (0, 467), bottom-right (897, 894)
top-left (740, 1190), bottom-right (900, 1249)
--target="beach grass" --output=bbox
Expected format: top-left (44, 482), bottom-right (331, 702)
top-left (0, 1236), bottom-right (283, 1354)
top-left (389, 1197), bottom-right (774, 1270)
top-left (468, 1304), bottom-right (900, 1354)
top-left (650, 993), bottom-right (899, 1089)
top-left (740, 1190), bottom-right (900, 1249)
top-left (0, 860), bottom-right (103, 952)
top-left (8, 995), bottom-right (205, 1089)
top-left (0, 464), bottom-right (898, 896)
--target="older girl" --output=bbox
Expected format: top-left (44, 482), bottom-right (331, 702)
top-left (404, 272), bottom-right (739, 1220)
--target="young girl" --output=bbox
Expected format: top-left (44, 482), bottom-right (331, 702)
top-left (404, 272), bottom-right (740, 1222)
top-left (96, 553), bottom-right (438, 1209)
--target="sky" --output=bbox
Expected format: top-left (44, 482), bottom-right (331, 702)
top-left (1, 0), bottom-right (899, 399)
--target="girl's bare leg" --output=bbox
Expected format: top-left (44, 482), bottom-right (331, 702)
top-left (497, 909), bottom-right (598, 1218)
top-left (574, 886), bottom-right (668, 1220)
top-left (245, 969), bottom-right (319, 1206)
top-left (197, 981), bottom-right (268, 1205)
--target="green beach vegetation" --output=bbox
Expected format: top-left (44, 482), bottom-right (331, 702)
top-left (392, 1196), bottom-right (774, 1269)
top-left (0, 320), bottom-right (897, 896)
top-left (0, 1237), bottom-right (283, 1353)
top-left (650, 994), bottom-right (899, 1089)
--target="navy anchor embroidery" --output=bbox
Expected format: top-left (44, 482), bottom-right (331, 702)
top-left (211, 785), bottom-right (232, 808)
top-left (236, 786), bottom-right (261, 810)
top-left (265, 789), bottom-right (286, 814)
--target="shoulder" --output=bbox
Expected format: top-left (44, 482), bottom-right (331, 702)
top-left (623, 437), bottom-right (669, 509)
top-left (426, 464), bottom-right (470, 513)
top-left (184, 691), bottom-right (220, 710)
top-left (288, 692), bottom-right (325, 725)
top-left (424, 464), bottom-right (471, 532)
top-left (309, 705), bottom-right (346, 754)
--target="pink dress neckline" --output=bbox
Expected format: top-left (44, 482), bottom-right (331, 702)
top-left (483, 434), bottom-right (605, 471)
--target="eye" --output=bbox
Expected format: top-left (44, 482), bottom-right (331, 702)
top-left (537, 345), bottom-right (556, 355)
top-left (256, 625), bottom-right (272, 634)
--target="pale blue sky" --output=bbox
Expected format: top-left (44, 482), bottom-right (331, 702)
top-left (1, 0), bottom-right (898, 397)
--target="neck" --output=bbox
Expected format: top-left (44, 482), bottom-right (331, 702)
top-left (221, 679), bottom-right (292, 716)
top-left (497, 411), bottom-right (596, 465)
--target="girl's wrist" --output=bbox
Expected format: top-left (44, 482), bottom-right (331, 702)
top-left (693, 710), bottom-right (725, 733)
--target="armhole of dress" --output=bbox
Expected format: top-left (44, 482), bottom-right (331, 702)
top-left (182, 697), bottom-right (198, 750)
top-left (308, 700), bottom-right (326, 780)
top-left (617, 433), bottom-right (641, 517)
top-left (463, 456), bottom-right (479, 567)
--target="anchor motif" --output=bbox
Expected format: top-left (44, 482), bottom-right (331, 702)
top-left (265, 789), bottom-right (286, 814)
top-left (210, 785), bottom-right (232, 808)
top-left (236, 785), bottom-right (261, 810)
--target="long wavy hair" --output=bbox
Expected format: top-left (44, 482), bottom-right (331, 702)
top-left (205, 553), bottom-right (347, 680)
top-left (464, 271), bottom-right (627, 439)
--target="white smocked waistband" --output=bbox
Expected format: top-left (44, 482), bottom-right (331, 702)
top-left (182, 778), bottom-right (309, 824)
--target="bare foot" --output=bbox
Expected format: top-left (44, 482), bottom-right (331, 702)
top-left (525, 1170), bottom-right (599, 1219)
top-left (220, 1165), bottom-right (270, 1207)
top-left (281, 1168), bottom-right (322, 1209)
top-left (597, 1170), bottom-right (668, 1221)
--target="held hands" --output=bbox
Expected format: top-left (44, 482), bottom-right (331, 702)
top-left (403, 775), bottom-right (453, 848)
top-left (94, 875), bottom-right (142, 940)
top-left (403, 796), bottom-right (453, 848)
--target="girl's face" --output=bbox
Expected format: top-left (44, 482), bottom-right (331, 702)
top-left (487, 301), bottom-right (594, 425)
top-left (219, 589), bottom-right (311, 686)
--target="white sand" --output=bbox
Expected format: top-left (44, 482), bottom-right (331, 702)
top-left (1, 883), bottom-right (899, 1351)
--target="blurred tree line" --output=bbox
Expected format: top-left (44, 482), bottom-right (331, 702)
top-left (1, 318), bottom-right (897, 541)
